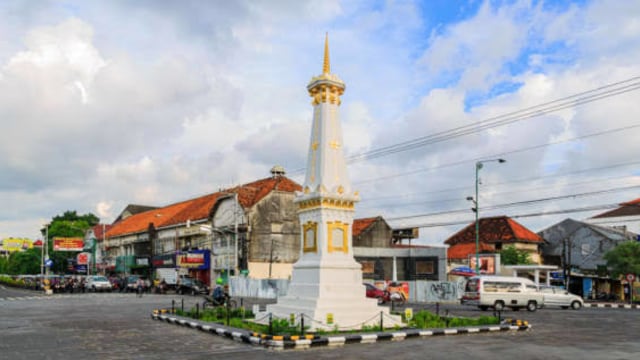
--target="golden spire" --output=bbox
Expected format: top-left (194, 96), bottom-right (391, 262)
top-left (323, 32), bottom-right (330, 74)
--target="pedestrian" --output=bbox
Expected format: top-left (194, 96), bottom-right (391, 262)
top-left (136, 277), bottom-right (144, 298)
top-left (624, 284), bottom-right (630, 304)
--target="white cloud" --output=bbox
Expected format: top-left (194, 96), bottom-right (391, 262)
top-left (2, 0), bottom-right (640, 248)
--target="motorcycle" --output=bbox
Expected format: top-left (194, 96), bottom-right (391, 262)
top-left (201, 294), bottom-right (237, 309)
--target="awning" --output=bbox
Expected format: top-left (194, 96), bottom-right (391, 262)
top-left (449, 266), bottom-right (476, 277)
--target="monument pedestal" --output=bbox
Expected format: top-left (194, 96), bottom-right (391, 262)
top-left (263, 256), bottom-right (402, 331)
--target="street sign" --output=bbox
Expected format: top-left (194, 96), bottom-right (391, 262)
top-left (45, 259), bottom-right (53, 268)
top-left (626, 273), bottom-right (636, 282)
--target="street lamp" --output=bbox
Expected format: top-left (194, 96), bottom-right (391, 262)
top-left (467, 158), bottom-right (506, 274)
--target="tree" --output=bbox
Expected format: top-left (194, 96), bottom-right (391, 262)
top-left (0, 256), bottom-right (8, 273)
top-left (500, 245), bottom-right (532, 265)
top-left (41, 210), bottom-right (100, 274)
top-left (604, 241), bottom-right (640, 278)
top-left (7, 248), bottom-right (41, 275)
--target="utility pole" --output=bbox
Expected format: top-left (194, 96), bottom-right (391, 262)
top-left (234, 192), bottom-right (239, 278)
top-left (269, 238), bottom-right (275, 279)
top-left (45, 224), bottom-right (49, 277)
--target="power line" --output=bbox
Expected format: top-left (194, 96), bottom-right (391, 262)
top-left (400, 203), bottom-right (619, 229)
top-left (348, 78), bottom-right (640, 163)
top-left (355, 122), bottom-right (640, 186)
top-left (360, 174), bottom-right (640, 210)
top-left (384, 184), bottom-right (640, 221)
top-left (290, 76), bottom-right (640, 175)
top-left (359, 161), bottom-right (640, 204)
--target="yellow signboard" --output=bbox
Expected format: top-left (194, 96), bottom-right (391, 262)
top-left (0, 238), bottom-right (33, 252)
top-left (404, 308), bottom-right (413, 321)
top-left (326, 313), bottom-right (334, 325)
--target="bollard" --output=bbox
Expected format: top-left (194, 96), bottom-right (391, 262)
top-left (181, 298), bottom-right (184, 312)
top-left (172, 299), bottom-right (175, 313)
top-left (380, 311), bottom-right (384, 332)
top-left (436, 302), bottom-right (440, 316)
top-left (301, 314), bottom-right (305, 336)
top-left (196, 303), bottom-right (199, 319)
top-left (445, 310), bottom-right (449, 327)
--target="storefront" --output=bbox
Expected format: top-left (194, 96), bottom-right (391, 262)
top-left (177, 250), bottom-right (211, 286)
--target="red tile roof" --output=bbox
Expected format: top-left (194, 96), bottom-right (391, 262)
top-left (591, 197), bottom-right (640, 219)
top-left (447, 242), bottom-right (494, 260)
top-left (352, 217), bottom-right (379, 237)
top-left (622, 197), bottom-right (640, 206)
top-left (106, 175), bottom-right (301, 238)
top-left (92, 224), bottom-right (112, 241)
top-left (444, 216), bottom-right (543, 246)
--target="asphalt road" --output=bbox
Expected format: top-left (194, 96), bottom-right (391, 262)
top-left (1, 286), bottom-right (639, 360)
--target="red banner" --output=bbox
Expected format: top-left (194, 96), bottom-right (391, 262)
top-left (53, 237), bottom-right (84, 252)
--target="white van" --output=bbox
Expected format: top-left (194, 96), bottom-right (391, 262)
top-left (461, 276), bottom-right (543, 312)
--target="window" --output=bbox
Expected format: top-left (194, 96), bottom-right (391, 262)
top-left (415, 260), bottom-right (434, 275)
top-left (483, 281), bottom-right (521, 293)
top-left (360, 260), bottom-right (375, 274)
top-left (327, 221), bottom-right (348, 253)
top-left (303, 222), bottom-right (317, 253)
top-left (581, 244), bottom-right (591, 256)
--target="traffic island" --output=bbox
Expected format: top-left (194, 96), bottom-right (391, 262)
top-left (150, 311), bottom-right (532, 350)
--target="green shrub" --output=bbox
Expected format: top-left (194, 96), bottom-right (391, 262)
top-left (175, 306), bottom-right (499, 336)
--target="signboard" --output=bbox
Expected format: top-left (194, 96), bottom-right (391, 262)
top-left (326, 313), bottom-right (334, 325)
top-left (45, 259), bottom-right (53, 267)
top-left (0, 238), bottom-right (33, 252)
top-left (152, 254), bottom-right (175, 268)
top-left (468, 254), bottom-right (498, 275)
top-left (404, 308), bottom-right (413, 321)
top-left (626, 273), bottom-right (636, 282)
top-left (77, 252), bottom-right (90, 265)
top-left (177, 250), bottom-right (210, 269)
top-left (53, 237), bottom-right (84, 252)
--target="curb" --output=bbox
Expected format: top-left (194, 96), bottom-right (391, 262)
top-left (586, 303), bottom-right (640, 309)
top-left (151, 313), bottom-right (531, 350)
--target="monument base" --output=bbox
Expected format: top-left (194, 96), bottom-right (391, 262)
top-left (259, 257), bottom-right (403, 331)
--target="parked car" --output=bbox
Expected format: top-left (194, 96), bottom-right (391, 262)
top-left (125, 275), bottom-right (141, 292)
top-left (539, 286), bottom-right (583, 310)
top-left (176, 277), bottom-right (209, 296)
top-left (461, 275), bottom-right (543, 312)
top-left (86, 275), bottom-right (112, 292)
top-left (364, 283), bottom-right (387, 304)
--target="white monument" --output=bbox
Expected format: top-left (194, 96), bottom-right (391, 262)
top-left (263, 35), bottom-right (401, 331)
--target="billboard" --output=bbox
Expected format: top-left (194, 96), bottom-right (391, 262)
top-left (53, 237), bottom-right (84, 252)
top-left (468, 254), bottom-right (499, 275)
top-left (0, 238), bottom-right (33, 252)
top-left (177, 250), bottom-right (210, 269)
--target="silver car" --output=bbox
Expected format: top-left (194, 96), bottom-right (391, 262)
top-left (86, 276), bottom-right (113, 292)
top-left (539, 286), bottom-right (583, 310)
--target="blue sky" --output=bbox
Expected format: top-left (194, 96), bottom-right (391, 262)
top-left (1, 0), bottom-right (640, 244)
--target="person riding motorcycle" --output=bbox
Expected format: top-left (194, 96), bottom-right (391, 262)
top-left (211, 277), bottom-right (227, 305)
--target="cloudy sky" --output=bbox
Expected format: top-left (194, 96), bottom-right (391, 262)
top-left (2, 0), bottom-right (640, 245)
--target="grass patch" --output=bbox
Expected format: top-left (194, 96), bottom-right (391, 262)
top-left (174, 306), bottom-right (499, 336)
